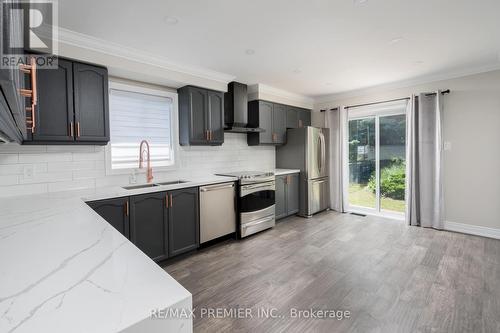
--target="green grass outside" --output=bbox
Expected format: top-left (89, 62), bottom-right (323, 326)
top-left (348, 183), bottom-right (405, 213)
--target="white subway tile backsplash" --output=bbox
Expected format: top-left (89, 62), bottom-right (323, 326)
top-left (0, 183), bottom-right (48, 198)
top-left (0, 133), bottom-right (275, 197)
top-left (0, 154), bottom-right (19, 164)
top-left (48, 179), bottom-right (96, 193)
top-left (0, 175), bottom-right (19, 185)
top-left (18, 153), bottom-right (72, 163)
top-left (72, 152), bottom-right (105, 161)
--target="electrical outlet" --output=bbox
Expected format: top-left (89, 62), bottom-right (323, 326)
top-left (444, 141), bottom-right (452, 151)
top-left (23, 165), bottom-right (34, 181)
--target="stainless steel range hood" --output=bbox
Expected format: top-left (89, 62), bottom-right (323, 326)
top-left (224, 82), bottom-right (264, 133)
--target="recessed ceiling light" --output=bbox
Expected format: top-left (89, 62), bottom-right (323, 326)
top-left (353, 0), bottom-right (368, 5)
top-left (414, 60), bottom-right (424, 65)
top-left (389, 37), bottom-right (404, 45)
top-left (163, 16), bottom-right (179, 25)
top-left (293, 68), bottom-right (302, 74)
top-left (245, 49), bottom-right (255, 55)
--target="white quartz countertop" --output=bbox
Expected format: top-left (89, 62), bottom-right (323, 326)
top-left (275, 169), bottom-right (301, 176)
top-left (0, 175), bottom-right (237, 333)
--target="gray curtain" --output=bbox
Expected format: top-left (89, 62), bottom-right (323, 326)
top-left (325, 107), bottom-right (348, 212)
top-left (405, 92), bottom-right (445, 229)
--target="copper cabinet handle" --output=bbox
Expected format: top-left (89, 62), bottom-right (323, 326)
top-left (26, 106), bottom-right (35, 133)
top-left (19, 89), bottom-right (33, 98)
top-left (209, 130), bottom-right (212, 141)
top-left (169, 194), bottom-right (173, 207)
top-left (298, 120), bottom-right (303, 128)
top-left (125, 201), bottom-right (129, 216)
top-left (69, 121), bottom-right (74, 137)
top-left (165, 194), bottom-right (169, 208)
top-left (30, 57), bottom-right (37, 106)
top-left (76, 122), bottom-right (81, 137)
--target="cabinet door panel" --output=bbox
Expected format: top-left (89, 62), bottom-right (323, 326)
top-left (189, 87), bottom-right (208, 144)
top-left (130, 192), bottom-right (168, 262)
top-left (208, 90), bottom-right (224, 144)
top-left (31, 59), bottom-right (74, 142)
top-left (259, 101), bottom-right (273, 144)
top-left (273, 104), bottom-right (287, 144)
top-left (286, 174), bottom-right (300, 215)
top-left (74, 63), bottom-right (109, 142)
top-left (286, 106), bottom-right (299, 129)
top-left (275, 175), bottom-right (287, 220)
top-left (298, 109), bottom-right (311, 128)
top-left (88, 198), bottom-right (129, 238)
top-left (168, 187), bottom-right (199, 257)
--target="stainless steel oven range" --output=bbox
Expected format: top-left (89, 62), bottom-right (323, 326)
top-left (217, 171), bottom-right (275, 238)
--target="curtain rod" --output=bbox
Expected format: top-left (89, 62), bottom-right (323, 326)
top-left (319, 89), bottom-right (451, 112)
top-left (344, 97), bottom-right (410, 110)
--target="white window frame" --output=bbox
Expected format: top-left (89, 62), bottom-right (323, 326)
top-left (105, 80), bottom-right (179, 176)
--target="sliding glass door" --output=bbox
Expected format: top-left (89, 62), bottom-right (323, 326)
top-left (346, 101), bottom-right (407, 217)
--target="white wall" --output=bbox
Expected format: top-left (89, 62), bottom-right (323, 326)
top-left (314, 70), bottom-right (500, 232)
top-left (0, 133), bottom-right (275, 197)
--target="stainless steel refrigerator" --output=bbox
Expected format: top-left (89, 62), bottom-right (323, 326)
top-left (277, 126), bottom-right (330, 217)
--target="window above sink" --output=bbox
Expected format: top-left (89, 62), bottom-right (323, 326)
top-left (106, 80), bottom-right (179, 176)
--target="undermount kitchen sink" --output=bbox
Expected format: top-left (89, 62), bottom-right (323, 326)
top-left (122, 184), bottom-right (159, 190)
top-left (122, 180), bottom-right (189, 190)
top-left (155, 180), bottom-right (189, 186)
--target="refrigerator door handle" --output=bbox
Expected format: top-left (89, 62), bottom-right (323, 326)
top-left (317, 135), bottom-right (322, 174)
top-left (320, 132), bottom-right (326, 175)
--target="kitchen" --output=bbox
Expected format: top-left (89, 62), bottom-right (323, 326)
top-left (2, 1), bottom-right (500, 333)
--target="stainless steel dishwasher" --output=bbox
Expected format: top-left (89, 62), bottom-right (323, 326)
top-left (199, 182), bottom-right (236, 243)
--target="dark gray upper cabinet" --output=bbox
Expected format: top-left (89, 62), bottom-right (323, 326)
top-left (207, 90), bottom-right (224, 144)
top-left (298, 109), bottom-right (311, 128)
top-left (178, 86), bottom-right (224, 146)
top-left (247, 100), bottom-right (287, 146)
top-left (87, 197), bottom-right (130, 238)
top-left (23, 58), bottom-right (109, 145)
top-left (275, 173), bottom-right (300, 220)
top-left (73, 63), bottom-right (109, 143)
top-left (273, 104), bottom-right (287, 144)
top-left (130, 192), bottom-right (169, 262)
top-left (168, 187), bottom-right (200, 257)
top-left (248, 100), bottom-right (273, 144)
top-left (0, 1), bottom-right (27, 143)
top-left (28, 59), bottom-right (74, 142)
top-left (286, 106), bottom-right (299, 129)
top-left (275, 175), bottom-right (287, 220)
top-left (248, 101), bottom-right (312, 145)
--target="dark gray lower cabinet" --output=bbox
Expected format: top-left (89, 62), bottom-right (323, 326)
top-left (275, 175), bottom-right (287, 219)
top-left (168, 187), bottom-right (200, 257)
top-left (88, 187), bottom-right (200, 262)
top-left (87, 197), bottom-right (130, 238)
top-left (286, 174), bottom-right (300, 215)
top-left (275, 173), bottom-right (300, 220)
top-left (130, 192), bottom-right (169, 262)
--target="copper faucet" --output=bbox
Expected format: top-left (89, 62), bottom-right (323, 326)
top-left (139, 140), bottom-right (153, 183)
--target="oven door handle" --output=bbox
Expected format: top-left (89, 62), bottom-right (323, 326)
top-left (243, 216), bottom-right (275, 228)
top-left (241, 183), bottom-right (275, 196)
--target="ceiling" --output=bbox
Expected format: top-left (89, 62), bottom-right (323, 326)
top-left (58, 0), bottom-right (500, 97)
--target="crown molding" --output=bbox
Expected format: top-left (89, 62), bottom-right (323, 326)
top-left (314, 63), bottom-right (500, 106)
top-left (56, 27), bottom-right (236, 84)
top-left (248, 83), bottom-right (314, 109)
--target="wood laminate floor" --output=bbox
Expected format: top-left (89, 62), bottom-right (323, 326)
top-left (164, 211), bottom-right (500, 333)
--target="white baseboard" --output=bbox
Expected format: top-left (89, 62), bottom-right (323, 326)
top-left (444, 221), bottom-right (500, 240)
